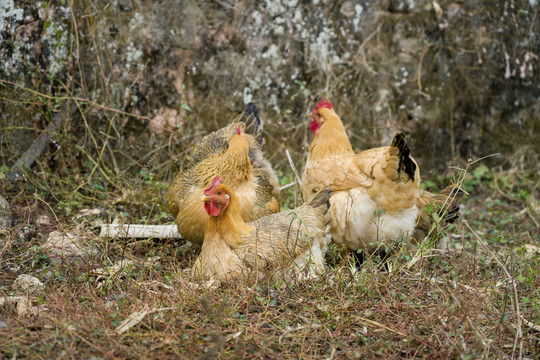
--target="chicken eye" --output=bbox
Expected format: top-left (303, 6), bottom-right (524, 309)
top-left (217, 192), bottom-right (222, 195)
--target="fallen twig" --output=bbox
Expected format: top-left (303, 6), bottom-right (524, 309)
top-left (99, 224), bottom-right (182, 239)
top-left (279, 324), bottom-right (322, 345)
top-left (115, 305), bottom-right (175, 335)
top-left (355, 316), bottom-right (407, 338)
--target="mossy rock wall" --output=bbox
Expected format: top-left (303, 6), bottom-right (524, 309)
top-left (1, 0), bottom-right (538, 178)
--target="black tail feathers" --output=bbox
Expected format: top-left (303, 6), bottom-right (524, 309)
top-left (391, 132), bottom-right (416, 182)
top-left (241, 102), bottom-right (263, 146)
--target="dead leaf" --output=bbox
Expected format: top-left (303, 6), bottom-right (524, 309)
top-left (524, 244), bottom-right (540, 254)
top-left (74, 208), bottom-right (102, 219)
top-left (149, 107), bottom-right (183, 136)
top-left (0, 296), bottom-right (27, 306)
top-left (522, 317), bottom-right (540, 332)
top-left (115, 305), bottom-right (150, 335)
top-left (16, 297), bottom-right (32, 316)
top-left (0, 295), bottom-right (44, 317)
top-left (35, 215), bottom-right (51, 227)
top-left (115, 306), bottom-right (174, 335)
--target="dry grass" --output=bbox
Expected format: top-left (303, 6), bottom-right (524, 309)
top-left (0, 254), bottom-right (538, 359)
top-left (0, 163), bottom-right (538, 358)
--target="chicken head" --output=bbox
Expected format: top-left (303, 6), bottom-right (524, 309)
top-left (202, 176), bottom-right (230, 216)
top-left (310, 99), bottom-right (333, 135)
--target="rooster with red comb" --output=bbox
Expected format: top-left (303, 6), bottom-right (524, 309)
top-left (301, 99), bottom-right (463, 259)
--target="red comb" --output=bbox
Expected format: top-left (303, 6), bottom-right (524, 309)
top-left (204, 176), bottom-right (221, 196)
top-left (235, 125), bottom-right (241, 135)
top-left (314, 99), bottom-right (332, 112)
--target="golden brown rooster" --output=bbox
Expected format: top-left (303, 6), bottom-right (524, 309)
top-left (167, 103), bottom-right (280, 245)
top-left (301, 100), bottom-right (462, 255)
top-left (192, 176), bottom-right (332, 282)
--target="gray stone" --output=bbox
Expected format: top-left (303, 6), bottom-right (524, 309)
top-left (43, 231), bottom-right (88, 264)
top-left (12, 274), bottom-right (45, 295)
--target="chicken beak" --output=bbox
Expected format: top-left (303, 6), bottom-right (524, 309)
top-left (201, 195), bottom-right (211, 203)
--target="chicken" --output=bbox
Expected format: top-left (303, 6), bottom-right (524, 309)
top-left (192, 176), bottom-right (332, 282)
top-left (167, 103), bottom-right (280, 245)
top-left (301, 100), bottom-right (462, 255)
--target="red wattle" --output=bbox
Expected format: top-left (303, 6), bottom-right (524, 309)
top-left (209, 200), bottom-right (220, 216)
top-left (310, 119), bottom-right (321, 136)
top-left (204, 200), bottom-right (221, 216)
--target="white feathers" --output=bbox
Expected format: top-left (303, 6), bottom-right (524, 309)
top-left (328, 188), bottom-right (418, 253)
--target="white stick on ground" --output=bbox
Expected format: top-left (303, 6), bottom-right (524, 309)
top-left (99, 224), bottom-right (182, 238)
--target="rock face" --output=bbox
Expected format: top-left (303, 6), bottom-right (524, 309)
top-left (0, 0), bottom-right (538, 173)
top-left (0, 195), bottom-right (12, 230)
